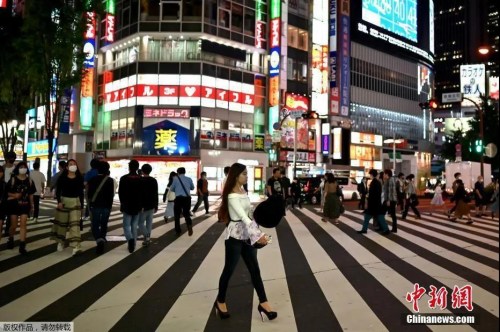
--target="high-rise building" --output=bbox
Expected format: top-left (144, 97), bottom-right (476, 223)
top-left (435, 0), bottom-right (498, 101)
top-left (96, 0), bottom-right (272, 194)
top-left (433, 0), bottom-right (499, 149)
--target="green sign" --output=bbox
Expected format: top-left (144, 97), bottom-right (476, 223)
top-left (270, 0), bottom-right (280, 19)
top-left (106, 0), bottom-right (115, 14)
top-left (256, 0), bottom-right (263, 21)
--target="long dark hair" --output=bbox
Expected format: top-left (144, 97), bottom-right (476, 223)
top-left (325, 172), bottom-right (335, 183)
top-left (219, 163), bottom-right (247, 223)
top-left (167, 171), bottom-right (177, 187)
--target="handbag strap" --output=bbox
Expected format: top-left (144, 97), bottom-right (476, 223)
top-left (91, 176), bottom-right (109, 203)
top-left (177, 175), bottom-right (190, 197)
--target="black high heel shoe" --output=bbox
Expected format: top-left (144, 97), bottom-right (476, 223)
top-left (213, 301), bottom-right (230, 319)
top-left (257, 304), bottom-right (277, 321)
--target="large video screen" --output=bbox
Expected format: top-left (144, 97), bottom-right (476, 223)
top-left (362, 0), bottom-right (418, 42)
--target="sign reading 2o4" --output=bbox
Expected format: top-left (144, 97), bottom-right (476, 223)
top-left (83, 39), bottom-right (95, 68)
top-left (269, 18), bottom-right (280, 78)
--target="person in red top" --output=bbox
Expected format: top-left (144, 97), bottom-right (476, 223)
top-left (192, 171), bottom-right (209, 215)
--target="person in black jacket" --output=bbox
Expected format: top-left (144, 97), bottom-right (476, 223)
top-left (138, 164), bottom-right (158, 247)
top-left (119, 159), bottom-right (143, 253)
top-left (87, 161), bottom-right (115, 255)
top-left (357, 169), bottom-right (390, 235)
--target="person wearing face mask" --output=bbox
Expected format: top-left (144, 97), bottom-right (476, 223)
top-left (3, 151), bottom-right (17, 237)
top-left (4, 162), bottom-right (36, 254)
top-left (474, 176), bottom-right (486, 217)
top-left (51, 159), bottom-right (85, 256)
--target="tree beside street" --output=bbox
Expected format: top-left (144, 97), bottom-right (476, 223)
top-left (440, 96), bottom-right (499, 172)
top-left (0, 0), bottom-right (101, 182)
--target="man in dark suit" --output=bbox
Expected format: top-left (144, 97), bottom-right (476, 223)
top-left (357, 169), bottom-right (390, 235)
top-left (357, 177), bottom-right (367, 210)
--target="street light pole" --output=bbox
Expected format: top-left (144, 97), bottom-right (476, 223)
top-left (293, 117), bottom-right (297, 179)
top-left (463, 96), bottom-right (484, 177)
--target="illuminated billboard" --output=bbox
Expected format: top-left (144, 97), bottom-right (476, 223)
top-left (352, 0), bottom-right (434, 64)
top-left (460, 64), bottom-right (486, 106)
top-left (362, 0), bottom-right (417, 42)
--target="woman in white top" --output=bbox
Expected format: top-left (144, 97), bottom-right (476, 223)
top-left (430, 181), bottom-right (445, 215)
top-left (215, 163), bottom-right (277, 321)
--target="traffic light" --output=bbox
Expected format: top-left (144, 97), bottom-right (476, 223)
top-left (428, 99), bottom-right (438, 109)
top-left (419, 99), bottom-right (439, 110)
top-left (474, 139), bottom-right (483, 153)
top-left (302, 111), bottom-right (319, 119)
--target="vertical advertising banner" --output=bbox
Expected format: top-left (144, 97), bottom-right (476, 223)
top-left (268, 0), bottom-right (281, 134)
top-left (255, 0), bottom-right (265, 49)
top-left (460, 64), bottom-right (486, 107)
top-left (329, 0), bottom-right (339, 115)
top-left (80, 11), bottom-right (96, 129)
top-left (338, 0), bottom-right (350, 117)
top-left (103, 1), bottom-right (115, 46)
top-left (312, 0), bottom-right (329, 115)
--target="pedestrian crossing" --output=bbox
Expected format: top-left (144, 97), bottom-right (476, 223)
top-left (0, 199), bottom-right (498, 331)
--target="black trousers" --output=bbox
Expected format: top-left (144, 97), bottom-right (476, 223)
top-left (386, 200), bottom-right (397, 230)
top-left (217, 237), bottom-right (267, 303)
top-left (33, 195), bottom-right (41, 218)
top-left (174, 196), bottom-right (192, 233)
top-left (291, 193), bottom-right (302, 208)
top-left (359, 194), bottom-right (366, 209)
top-left (192, 193), bottom-right (209, 213)
top-left (402, 198), bottom-right (421, 219)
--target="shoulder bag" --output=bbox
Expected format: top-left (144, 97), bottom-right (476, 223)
top-left (177, 176), bottom-right (191, 198)
top-left (91, 176), bottom-right (109, 205)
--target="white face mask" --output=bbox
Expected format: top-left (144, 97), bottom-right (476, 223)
top-left (68, 165), bottom-right (78, 173)
top-left (18, 168), bottom-right (27, 175)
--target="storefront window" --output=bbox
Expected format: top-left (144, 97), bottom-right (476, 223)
top-left (243, 8), bottom-right (255, 36)
top-left (298, 30), bottom-right (308, 51)
top-left (183, 0), bottom-right (202, 21)
top-left (161, 1), bottom-right (180, 21)
top-left (204, 0), bottom-right (217, 25)
top-left (231, 3), bottom-right (243, 32)
top-left (288, 26), bottom-right (298, 48)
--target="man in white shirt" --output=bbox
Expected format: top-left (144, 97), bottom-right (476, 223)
top-left (3, 151), bottom-right (16, 236)
top-left (30, 162), bottom-right (46, 222)
top-left (3, 151), bottom-right (16, 184)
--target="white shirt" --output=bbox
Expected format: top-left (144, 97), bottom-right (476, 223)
top-left (225, 192), bottom-right (263, 245)
top-left (4, 165), bottom-right (14, 183)
top-left (30, 170), bottom-right (46, 196)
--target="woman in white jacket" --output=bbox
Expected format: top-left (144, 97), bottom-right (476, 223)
top-left (214, 163), bottom-right (277, 321)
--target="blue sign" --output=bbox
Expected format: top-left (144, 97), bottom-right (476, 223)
top-left (59, 88), bottom-right (72, 134)
top-left (269, 47), bottom-right (280, 76)
top-left (27, 139), bottom-right (56, 157)
top-left (362, 0), bottom-right (417, 42)
top-left (142, 119), bottom-right (190, 156)
top-left (339, 15), bottom-right (350, 117)
top-left (83, 39), bottom-right (96, 68)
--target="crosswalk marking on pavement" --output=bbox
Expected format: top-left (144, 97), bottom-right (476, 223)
top-left (0, 200), bottom-right (498, 331)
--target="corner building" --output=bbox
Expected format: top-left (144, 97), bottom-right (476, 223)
top-left (96, 0), bottom-right (270, 194)
top-left (335, 0), bottom-right (436, 186)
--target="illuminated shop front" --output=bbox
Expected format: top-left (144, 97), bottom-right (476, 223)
top-left (350, 131), bottom-right (383, 171)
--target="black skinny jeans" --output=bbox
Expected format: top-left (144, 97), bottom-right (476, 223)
top-left (217, 237), bottom-right (267, 303)
top-left (402, 197), bottom-right (421, 219)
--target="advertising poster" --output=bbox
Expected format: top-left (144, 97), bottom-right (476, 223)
top-left (142, 118), bottom-right (190, 156)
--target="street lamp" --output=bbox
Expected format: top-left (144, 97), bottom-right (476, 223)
top-left (384, 136), bottom-right (404, 172)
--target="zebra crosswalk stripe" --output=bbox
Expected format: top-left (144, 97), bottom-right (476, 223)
top-left (0, 204), bottom-right (498, 331)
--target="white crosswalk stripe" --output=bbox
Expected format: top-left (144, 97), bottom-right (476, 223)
top-left (0, 200), bottom-right (498, 331)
